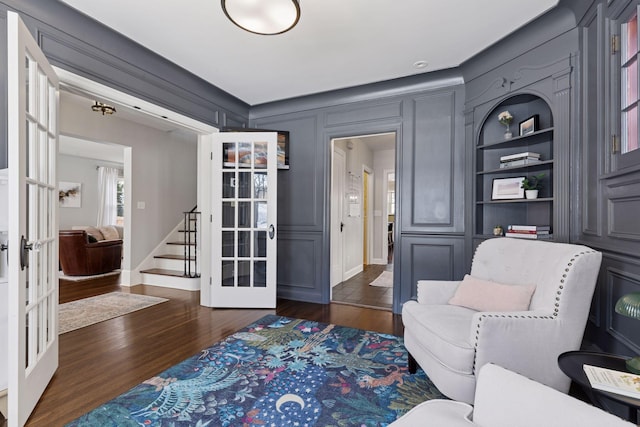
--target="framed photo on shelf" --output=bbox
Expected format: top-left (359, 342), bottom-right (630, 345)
top-left (519, 115), bottom-right (539, 136)
top-left (491, 177), bottom-right (525, 200)
top-left (222, 127), bottom-right (290, 169)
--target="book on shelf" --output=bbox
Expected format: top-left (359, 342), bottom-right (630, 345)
top-left (505, 232), bottom-right (553, 239)
top-left (500, 158), bottom-right (542, 168)
top-left (508, 225), bottom-right (551, 231)
top-left (500, 152), bottom-right (541, 162)
top-left (583, 364), bottom-right (640, 400)
top-left (506, 229), bottom-right (550, 235)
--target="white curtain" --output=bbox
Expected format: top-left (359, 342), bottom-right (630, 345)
top-left (97, 166), bottom-right (119, 227)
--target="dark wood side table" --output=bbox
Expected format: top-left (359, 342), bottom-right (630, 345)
top-left (558, 350), bottom-right (640, 424)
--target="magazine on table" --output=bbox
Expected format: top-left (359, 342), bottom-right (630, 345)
top-left (583, 364), bottom-right (640, 400)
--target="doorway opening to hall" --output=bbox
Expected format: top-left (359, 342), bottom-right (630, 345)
top-left (330, 132), bottom-right (396, 310)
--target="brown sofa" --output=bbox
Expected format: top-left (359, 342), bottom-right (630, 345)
top-left (59, 230), bottom-right (122, 276)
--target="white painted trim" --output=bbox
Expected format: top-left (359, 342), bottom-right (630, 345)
top-left (53, 68), bottom-right (219, 293)
top-left (139, 273), bottom-right (200, 291)
top-left (53, 67), bottom-right (218, 134)
top-left (383, 168), bottom-right (395, 264)
top-left (344, 264), bottom-right (363, 281)
top-left (119, 147), bottom-right (134, 285)
top-left (135, 220), bottom-right (185, 272)
top-left (197, 134), bottom-right (213, 306)
top-left (363, 165), bottom-right (374, 266)
top-left (118, 269), bottom-right (140, 288)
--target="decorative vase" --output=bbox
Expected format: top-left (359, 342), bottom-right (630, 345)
top-left (504, 124), bottom-right (512, 140)
top-left (525, 190), bottom-right (539, 199)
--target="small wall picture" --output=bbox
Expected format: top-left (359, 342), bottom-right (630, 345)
top-left (59, 181), bottom-right (82, 208)
top-left (519, 115), bottom-right (539, 136)
top-left (491, 177), bottom-right (525, 200)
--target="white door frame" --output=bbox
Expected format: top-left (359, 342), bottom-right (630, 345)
top-left (383, 168), bottom-right (395, 265)
top-left (330, 145), bottom-right (346, 289)
top-left (52, 68), bottom-right (218, 296)
top-left (362, 166), bottom-right (374, 266)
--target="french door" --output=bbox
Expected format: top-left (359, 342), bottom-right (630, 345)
top-left (208, 132), bottom-right (277, 308)
top-left (7, 11), bottom-right (59, 426)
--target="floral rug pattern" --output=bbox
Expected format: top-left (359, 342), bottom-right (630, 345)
top-left (66, 315), bottom-right (444, 426)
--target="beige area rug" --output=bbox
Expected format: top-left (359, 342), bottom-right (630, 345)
top-left (59, 269), bottom-right (121, 282)
top-left (59, 292), bottom-right (168, 334)
top-left (369, 270), bottom-right (393, 287)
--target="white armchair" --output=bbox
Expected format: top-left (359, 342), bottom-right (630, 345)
top-left (402, 238), bottom-right (602, 403)
top-left (389, 363), bottom-right (634, 427)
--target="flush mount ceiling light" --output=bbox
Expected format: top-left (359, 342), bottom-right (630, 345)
top-left (221, 0), bottom-right (300, 35)
top-left (91, 101), bottom-right (116, 115)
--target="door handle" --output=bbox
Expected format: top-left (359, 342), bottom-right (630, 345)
top-left (269, 224), bottom-right (275, 240)
top-left (340, 222), bottom-right (344, 232)
top-left (1, 243), bottom-right (7, 264)
top-left (20, 235), bottom-right (41, 270)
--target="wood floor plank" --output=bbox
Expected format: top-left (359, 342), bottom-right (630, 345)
top-left (20, 282), bottom-right (401, 426)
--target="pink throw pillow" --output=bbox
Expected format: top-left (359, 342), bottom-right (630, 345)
top-left (448, 274), bottom-right (536, 312)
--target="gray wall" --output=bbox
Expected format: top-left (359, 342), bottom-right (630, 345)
top-left (1, 0), bottom-right (639, 360)
top-left (251, 73), bottom-right (467, 312)
top-left (570, 0), bottom-right (640, 359)
top-left (60, 94), bottom-right (198, 269)
top-left (58, 154), bottom-right (123, 229)
top-left (0, 0), bottom-right (250, 170)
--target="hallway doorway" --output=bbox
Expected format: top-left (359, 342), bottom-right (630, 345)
top-left (330, 132), bottom-right (396, 310)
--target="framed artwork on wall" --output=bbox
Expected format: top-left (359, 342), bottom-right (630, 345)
top-left (59, 181), bottom-right (82, 207)
top-left (519, 115), bottom-right (539, 136)
top-left (491, 177), bottom-right (525, 200)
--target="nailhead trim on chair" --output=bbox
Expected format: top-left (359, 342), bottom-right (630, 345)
top-left (471, 250), bottom-right (599, 373)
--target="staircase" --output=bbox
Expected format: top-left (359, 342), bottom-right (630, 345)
top-left (140, 210), bottom-right (201, 291)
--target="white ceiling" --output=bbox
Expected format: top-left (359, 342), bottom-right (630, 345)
top-left (59, 134), bottom-right (125, 163)
top-left (59, 0), bottom-right (559, 105)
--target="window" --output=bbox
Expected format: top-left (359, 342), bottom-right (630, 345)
top-left (622, 12), bottom-right (640, 154)
top-left (116, 178), bottom-right (124, 226)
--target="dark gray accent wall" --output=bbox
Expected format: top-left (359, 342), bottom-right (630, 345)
top-left (0, 0), bottom-right (249, 157)
top-left (251, 74), bottom-right (466, 313)
top-left (570, 0), bottom-right (640, 362)
top-left (2, 0), bottom-right (639, 362)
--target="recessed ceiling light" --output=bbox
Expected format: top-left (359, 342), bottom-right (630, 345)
top-left (413, 60), bottom-right (428, 69)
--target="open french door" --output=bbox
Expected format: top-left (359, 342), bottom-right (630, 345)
top-left (206, 132), bottom-right (277, 308)
top-left (7, 11), bottom-right (59, 426)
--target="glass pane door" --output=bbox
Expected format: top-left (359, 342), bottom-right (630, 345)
top-left (211, 132), bottom-right (277, 307)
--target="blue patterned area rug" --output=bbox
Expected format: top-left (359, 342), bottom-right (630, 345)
top-left (66, 315), bottom-right (444, 426)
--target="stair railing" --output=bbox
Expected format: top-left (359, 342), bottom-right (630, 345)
top-left (183, 207), bottom-right (201, 278)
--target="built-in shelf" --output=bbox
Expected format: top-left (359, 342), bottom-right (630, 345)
top-left (477, 197), bottom-right (553, 205)
top-left (477, 159), bottom-right (554, 175)
top-left (477, 127), bottom-right (554, 150)
top-left (474, 94), bottom-right (555, 237)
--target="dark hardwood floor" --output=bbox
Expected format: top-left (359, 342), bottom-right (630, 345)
top-left (21, 278), bottom-right (402, 426)
top-left (331, 243), bottom-right (395, 310)
top-left (332, 264), bottom-right (393, 309)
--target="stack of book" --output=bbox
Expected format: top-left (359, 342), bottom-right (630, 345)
top-left (500, 152), bottom-right (541, 168)
top-left (505, 225), bottom-right (552, 239)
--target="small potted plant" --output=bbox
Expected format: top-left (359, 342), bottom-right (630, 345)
top-left (521, 173), bottom-right (545, 199)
